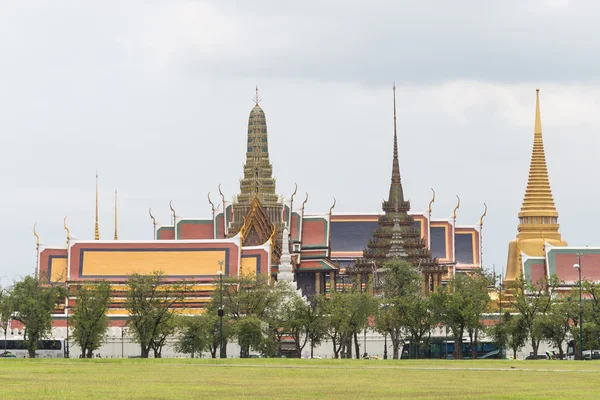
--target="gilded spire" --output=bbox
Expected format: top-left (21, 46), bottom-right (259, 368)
top-left (114, 189), bottom-right (118, 240)
top-left (253, 86), bottom-right (261, 106)
top-left (94, 172), bottom-right (100, 240)
top-left (388, 83), bottom-right (404, 205)
top-left (518, 89), bottom-right (559, 225)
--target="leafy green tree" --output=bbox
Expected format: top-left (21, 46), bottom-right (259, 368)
top-left (375, 303), bottom-right (404, 359)
top-left (490, 312), bottom-right (510, 356)
top-left (175, 315), bottom-right (210, 358)
top-left (431, 272), bottom-right (491, 359)
top-left (71, 281), bottom-right (111, 358)
top-left (377, 260), bottom-right (435, 359)
top-left (217, 273), bottom-right (284, 358)
top-left (321, 289), bottom-right (376, 359)
top-left (538, 290), bottom-right (578, 359)
top-left (124, 271), bottom-right (188, 358)
top-left (305, 301), bottom-right (328, 359)
top-left (506, 314), bottom-right (528, 359)
top-left (235, 316), bottom-right (264, 357)
top-left (508, 274), bottom-right (557, 357)
top-left (492, 312), bottom-right (527, 359)
top-left (0, 288), bottom-right (14, 347)
top-left (11, 276), bottom-right (65, 358)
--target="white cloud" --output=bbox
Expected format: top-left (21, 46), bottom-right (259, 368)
top-left (2, 1), bottom-right (600, 283)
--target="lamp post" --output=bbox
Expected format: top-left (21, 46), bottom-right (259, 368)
top-left (574, 253), bottom-right (583, 360)
top-left (217, 268), bottom-right (224, 359)
top-left (383, 333), bottom-right (388, 360)
top-left (65, 305), bottom-right (70, 359)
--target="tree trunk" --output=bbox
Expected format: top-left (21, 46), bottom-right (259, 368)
top-left (141, 346), bottom-right (150, 358)
top-left (210, 343), bottom-right (216, 358)
top-left (310, 341), bottom-right (314, 359)
top-left (86, 348), bottom-right (93, 358)
top-left (513, 347), bottom-right (517, 360)
top-left (471, 329), bottom-right (478, 360)
top-left (353, 331), bottom-right (360, 359)
top-left (531, 338), bottom-right (539, 357)
top-left (332, 338), bottom-right (339, 358)
top-left (28, 347), bottom-right (36, 358)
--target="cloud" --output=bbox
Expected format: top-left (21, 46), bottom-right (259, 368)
top-left (2, 1), bottom-right (600, 285)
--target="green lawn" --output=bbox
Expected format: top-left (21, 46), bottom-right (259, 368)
top-left (1, 358), bottom-right (599, 399)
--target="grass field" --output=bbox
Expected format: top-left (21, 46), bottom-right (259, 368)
top-left (1, 358), bottom-right (599, 399)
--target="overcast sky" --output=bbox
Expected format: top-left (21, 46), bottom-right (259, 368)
top-left (2, 0), bottom-right (600, 286)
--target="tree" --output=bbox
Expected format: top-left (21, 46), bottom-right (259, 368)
top-left (11, 276), bottom-right (65, 358)
top-left (506, 314), bottom-right (528, 359)
top-left (217, 273), bottom-right (284, 358)
top-left (378, 260), bottom-right (435, 359)
top-left (431, 272), bottom-right (491, 359)
top-left (0, 288), bottom-right (14, 349)
top-left (538, 290), bottom-right (578, 359)
top-left (508, 274), bottom-right (557, 357)
top-left (175, 315), bottom-right (210, 358)
top-left (235, 316), bottom-right (264, 357)
top-left (321, 289), bottom-right (376, 359)
top-left (71, 281), bottom-right (111, 358)
top-left (124, 271), bottom-right (188, 358)
top-left (491, 312), bottom-right (527, 359)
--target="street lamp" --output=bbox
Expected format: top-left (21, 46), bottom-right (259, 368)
top-left (217, 268), bottom-right (224, 359)
top-left (65, 305), bottom-right (70, 359)
top-left (383, 332), bottom-right (388, 360)
top-left (574, 253), bottom-right (583, 361)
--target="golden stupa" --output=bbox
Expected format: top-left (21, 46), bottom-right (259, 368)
top-left (505, 89), bottom-right (567, 283)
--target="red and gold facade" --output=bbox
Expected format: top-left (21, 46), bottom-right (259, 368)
top-left (36, 89), bottom-right (485, 324)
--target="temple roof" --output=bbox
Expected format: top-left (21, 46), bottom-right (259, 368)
top-left (518, 89), bottom-right (559, 220)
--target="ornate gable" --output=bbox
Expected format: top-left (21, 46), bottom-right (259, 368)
top-left (240, 197), bottom-right (273, 246)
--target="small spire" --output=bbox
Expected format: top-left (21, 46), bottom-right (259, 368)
top-left (388, 82), bottom-right (404, 205)
top-left (253, 86), bottom-right (262, 105)
top-left (94, 171), bottom-right (100, 240)
top-left (392, 83), bottom-right (400, 183)
top-left (114, 189), bottom-right (118, 240)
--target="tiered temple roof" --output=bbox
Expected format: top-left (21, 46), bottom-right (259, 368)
top-left (349, 85), bottom-right (443, 283)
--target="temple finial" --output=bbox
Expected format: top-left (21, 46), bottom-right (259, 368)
top-left (64, 216), bottom-right (71, 246)
top-left (387, 83), bottom-right (404, 205)
top-left (453, 195), bottom-right (461, 222)
top-left (33, 222), bottom-right (40, 247)
top-left (94, 171), bottom-right (100, 240)
top-left (114, 189), bottom-right (118, 240)
top-left (428, 188), bottom-right (435, 215)
top-left (535, 88), bottom-right (542, 135)
top-left (391, 83), bottom-right (400, 183)
top-left (253, 86), bottom-right (261, 105)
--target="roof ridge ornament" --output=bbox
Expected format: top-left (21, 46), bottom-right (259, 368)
top-left (428, 188), bottom-right (435, 216)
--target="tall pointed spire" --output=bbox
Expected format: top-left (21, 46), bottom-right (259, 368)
top-left (518, 89), bottom-right (559, 233)
top-left (114, 189), bottom-right (118, 240)
top-left (237, 87), bottom-right (278, 205)
top-left (388, 83), bottom-right (404, 205)
top-left (94, 172), bottom-right (100, 240)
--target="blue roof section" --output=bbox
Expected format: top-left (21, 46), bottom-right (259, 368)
top-left (430, 226), bottom-right (447, 260)
top-left (330, 221), bottom-right (379, 252)
top-left (455, 234), bottom-right (474, 264)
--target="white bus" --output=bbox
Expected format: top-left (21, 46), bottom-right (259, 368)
top-left (0, 338), bottom-right (65, 358)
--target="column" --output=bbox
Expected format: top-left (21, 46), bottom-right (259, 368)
top-left (315, 272), bottom-right (321, 295)
top-left (329, 272), bottom-right (336, 292)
